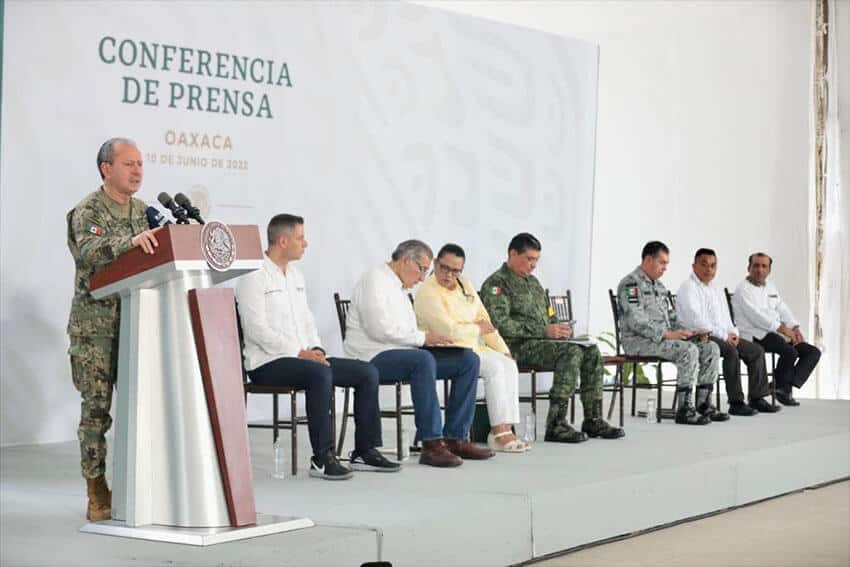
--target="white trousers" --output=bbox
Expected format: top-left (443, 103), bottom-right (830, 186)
top-left (478, 350), bottom-right (521, 426)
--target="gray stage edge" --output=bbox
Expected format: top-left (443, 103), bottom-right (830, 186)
top-left (2, 397), bottom-right (848, 566)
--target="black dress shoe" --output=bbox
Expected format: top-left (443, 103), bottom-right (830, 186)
top-left (728, 402), bottom-right (758, 416)
top-left (675, 406), bottom-right (711, 425)
top-left (749, 398), bottom-right (782, 413)
top-left (697, 403), bottom-right (731, 422)
top-left (775, 391), bottom-right (800, 406)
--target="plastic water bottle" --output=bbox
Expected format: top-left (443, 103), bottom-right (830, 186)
top-left (401, 428), bottom-right (410, 460)
top-left (523, 412), bottom-right (536, 443)
top-left (272, 439), bottom-right (286, 479)
top-left (646, 396), bottom-right (657, 423)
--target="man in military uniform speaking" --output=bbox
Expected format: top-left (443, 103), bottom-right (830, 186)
top-left (480, 233), bottom-right (624, 443)
top-left (616, 241), bottom-right (727, 425)
top-left (66, 138), bottom-right (160, 521)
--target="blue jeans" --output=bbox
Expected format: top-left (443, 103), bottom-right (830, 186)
top-left (370, 348), bottom-right (480, 442)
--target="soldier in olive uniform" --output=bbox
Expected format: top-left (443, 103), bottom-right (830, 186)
top-left (67, 138), bottom-right (160, 521)
top-left (616, 241), bottom-right (728, 425)
top-left (481, 233), bottom-right (624, 443)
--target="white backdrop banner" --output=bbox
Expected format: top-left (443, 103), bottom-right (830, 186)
top-left (0, 1), bottom-right (598, 446)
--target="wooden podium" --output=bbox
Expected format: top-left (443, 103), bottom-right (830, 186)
top-left (79, 224), bottom-right (313, 545)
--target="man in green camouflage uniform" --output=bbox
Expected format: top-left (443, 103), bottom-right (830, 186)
top-left (480, 233), bottom-right (624, 443)
top-left (616, 241), bottom-right (727, 425)
top-left (67, 138), bottom-right (160, 521)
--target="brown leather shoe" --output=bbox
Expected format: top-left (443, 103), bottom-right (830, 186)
top-left (445, 439), bottom-right (495, 460)
top-left (419, 439), bottom-right (462, 468)
top-left (86, 476), bottom-right (112, 521)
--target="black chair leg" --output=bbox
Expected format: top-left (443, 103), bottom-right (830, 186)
top-left (336, 387), bottom-right (351, 457)
top-left (619, 365), bottom-right (625, 426)
top-left (630, 365), bottom-right (638, 417)
top-left (330, 387), bottom-right (337, 453)
top-left (606, 371), bottom-right (617, 421)
top-left (606, 364), bottom-right (622, 424)
top-left (570, 392), bottom-right (576, 423)
top-left (530, 371), bottom-right (538, 439)
top-left (770, 353), bottom-right (776, 405)
top-left (273, 393), bottom-right (279, 443)
top-left (656, 365), bottom-right (663, 423)
top-left (291, 392), bottom-right (298, 476)
top-left (395, 382), bottom-right (403, 461)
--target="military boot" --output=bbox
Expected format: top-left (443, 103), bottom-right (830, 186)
top-left (695, 385), bottom-right (730, 422)
top-left (86, 475), bottom-right (112, 521)
top-left (581, 400), bottom-right (625, 439)
top-left (674, 387), bottom-right (710, 425)
top-left (544, 398), bottom-right (588, 443)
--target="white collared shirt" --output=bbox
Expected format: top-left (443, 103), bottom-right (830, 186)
top-left (731, 278), bottom-right (799, 341)
top-left (234, 255), bottom-right (322, 371)
top-left (675, 272), bottom-right (738, 340)
top-left (343, 264), bottom-right (426, 361)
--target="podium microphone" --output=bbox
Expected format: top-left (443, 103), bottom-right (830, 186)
top-left (174, 193), bottom-right (205, 225)
top-left (145, 206), bottom-right (172, 229)
top-left (157, 192), bottom-right (191, 224)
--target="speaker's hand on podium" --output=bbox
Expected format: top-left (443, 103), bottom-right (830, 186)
top-left (131, 227), bottom-right (162, 254)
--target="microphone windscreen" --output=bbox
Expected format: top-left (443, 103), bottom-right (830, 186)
top-left (157, 192), bottom-right (174, 208)
top-left (174, 193), bottom-right (191, 208)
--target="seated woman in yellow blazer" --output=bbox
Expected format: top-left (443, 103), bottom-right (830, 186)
top-left (414, 244), bottom-right (528, 453)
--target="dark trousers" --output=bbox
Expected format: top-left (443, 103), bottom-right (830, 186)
top-left (755, 332), bottom-right (822, 393)
top-left (370, 347), bottom-right (480, 442)
top-left (710, 336), bottom-right (770, 404)
top-left (248, 357), bottom-right (381, 456)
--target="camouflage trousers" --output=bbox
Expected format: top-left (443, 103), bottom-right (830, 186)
top-left (623, 338), bottom-right (719, 390)
top-left (69, 336), bottom-right (118, 479)
top-left (512, 340), bottom-right (603, 406)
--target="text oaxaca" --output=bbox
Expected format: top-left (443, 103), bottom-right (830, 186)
top-left (98, 36), bottom-right (293, 119)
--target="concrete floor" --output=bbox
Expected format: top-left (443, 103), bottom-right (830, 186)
top-left (538, 480), bottom-right (850, 567)
top-left (2, 396), bottom-right (848, 566)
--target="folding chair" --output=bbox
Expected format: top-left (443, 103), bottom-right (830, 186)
top-left (237, 303), bottom-right (334, 476)
top-left (724, 288), bottom-right (776, 405)
top-left (608, 289), bottom-right (677, 422)
top-left (518, 291), bottom-right (625, 435)
top-left (333, 293), bottom-right (448, 460)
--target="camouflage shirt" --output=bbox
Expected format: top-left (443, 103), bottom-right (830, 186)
top-left (67, 187), bottom-right (148, 337)
top-left (616, 265), bottom-right (683, 345)
top-left (479, 263), bottom-right (557, 351)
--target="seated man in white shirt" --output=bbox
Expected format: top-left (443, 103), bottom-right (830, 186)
top-left (732, 253), bottom-right (822, 406)
top-left (236, 214), bottom-right (400, 480)
top-left (344, 240), bottom-right (494, 468)
top-left (676, 249), bottom-right (779, 416)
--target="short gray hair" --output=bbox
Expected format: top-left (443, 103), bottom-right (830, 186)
top-left (267, 213), bottom-right (304, 247)
top-left (97, 137), bottom-right (137, 179)
top-left (391, 239), bottom-right (433, 262)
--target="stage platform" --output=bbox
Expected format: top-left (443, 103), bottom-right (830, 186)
top-left (2, 395), bottom-right (848, 566)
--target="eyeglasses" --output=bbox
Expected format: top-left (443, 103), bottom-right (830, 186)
top-left (436, 262), bottom-right (463, 277)
top-left (412, 259), bottom-right (430, 276)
